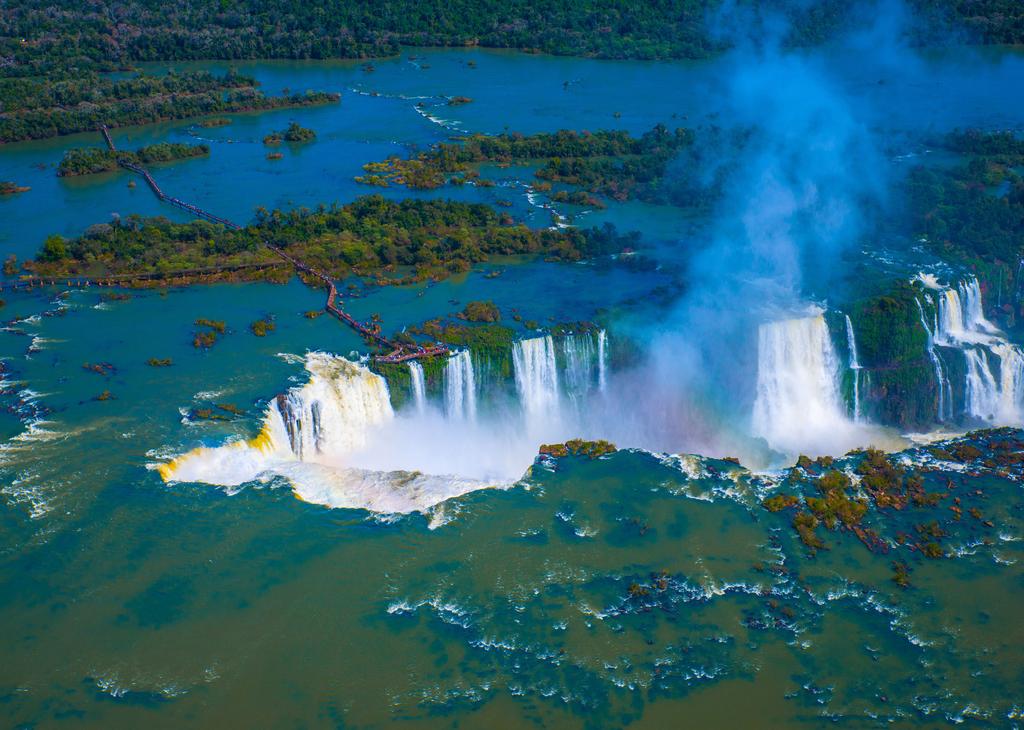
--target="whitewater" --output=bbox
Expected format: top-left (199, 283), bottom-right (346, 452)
top-left (159, 333), bottom-right (611, 513)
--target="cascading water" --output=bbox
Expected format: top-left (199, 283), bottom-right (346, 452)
top-left (992, 343), bottom-right (1024, 423)
top-left (751, 311), bottom-right (858, 455)
top-left (408, 361), bottom-right (427, 415)
top-left (927, 275), bottom-right (1023, 425)
top-left (921, 294), bottom-right (950, 421)
top-left (157, 353), bottom-right (505, 513)
top-left (916, 296), bottom-right (951, 422)
top-left (936, 278), bottom-right (1000, 346)
top-left (562, 332), bottom-right (597, 403)
top-left (844, 315), bottom-right (862, 422)
top-left (964, 348), bottom-right (1000, 422)
top-left (513, 336), bottom-right (561, 434)
top-left (444, 350), bottom-right (477, 422)
top-left (597, 329), bottom-right (608, 393)
top-left (159, 353), bottom-right (394, 484)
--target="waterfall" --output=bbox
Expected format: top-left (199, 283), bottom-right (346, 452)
top-left (936, 277), bottom-right (999, 345)
top-left (267, 356), bottom-right (393, 461)
top-left (597, 329), bottom-right (608, 393)
top-left (513, 335), bottom-right (560, 430)
top-left (960, 278), bottom-right (999, 335)
top-left (916, 297), bottom-right (951, 422)
top-left (965, 344), bottom-right (1024, 424)
top-left (157, 353), bottom-right (512, 514)
top-left (408, 361), bottom-right (426, 415)
top-left (964, 348), bottom-right (1000, 422)
top-left (751, 312), bottom-right (851, 454)
top-left (936, 288), bottom-right (965, 343)
top-left (844, 315), bottom-right (862, 422)
top-left (158, 353), bottom-right (394, 485)
top-left (992, 343), bottom-right (1024, 423)
top-left (444, 350), bottom-right (477, 422)
top-left (925, 276), bottom-right (1023, 425)
top-left (562, 332), bottom-right (596, 402)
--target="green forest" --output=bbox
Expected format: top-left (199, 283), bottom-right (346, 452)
top-left (29, 196), bottom-right (632, 283)
top-left (58, 143), bottom-right (210, 177)
top-left (357, 125), bottom-right (707, 205)
top-left (1, 0), bottom-right (1021, 76)
top-left (2, 1), bottom-right (1019, 143)
top-left (0, 1), bottom-right (1019, 72)
top-left (908, 129), bottom-right (1024, 273)
top-left (0, 66), bottom-right (339, 142)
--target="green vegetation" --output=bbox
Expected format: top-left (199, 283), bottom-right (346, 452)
top-left (805, 470), bottom-right (869, 530)
top-left (909, 136), bottom-right (1024, 266)
top-left (0, 0), bottom-right (1020, 81)
top-left (907, 129), bottom-right (1024, 331)
top-left (0, 69), bottom-right (339, 143)
top-left (250, 316), bottom-right (276, 336)
top-left (460, 300), bottom-right (501, 322)
top-left (758, 440), bottom-right (999, 557)
top-left (58, 143), bottom-right (209, 177)
top-left (792, 512), bottom-right (824, 550)
top-left (892, 560), bottom-right (911, 588)
top-left (773, 470), bottom-right (870, 552)
top-left (850, 284), bottom-right (935, 429)
top-left (935, 128), bottom-right (1024, 156)
top-left (550, 190), bottom-right (606, 208)
top-left (856, 448), bottom-right (906, 509)
top-left (356, 126), bottom-right (698, 205)
top-left (189, 403), bottom-right (244, 421)
top-left (762, 494), bottom-right (800, 512)
top-left (371, 354), bottom-right (449, 410)
top-left (31, 196), bottom-right (632, 284)
top-left (146, 358), bottom-right (173, 366)
top-left (198, 118), bottom-right (232, 128)
top-left (539, 439), bottom-right (617, 459)
top-left (189, 408), bottom-right (231, 422)
top-left (265, 122), bottom-right (316, 145)
top-left (0, 181), bottom-right (29, 194)
top-left (195, 318), bottom-right (226, 333)
top-left (406, 321), bottom-right (516, 367)
top-left (193, 318), bottom-right (226, 348)
top-left (533, 127), bottom-right (701, 204)
top-left (82, 362), bottom-right (115, 376)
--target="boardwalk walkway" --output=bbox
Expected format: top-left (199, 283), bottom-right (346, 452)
top-left (3, 127), bottom-right (449, 363)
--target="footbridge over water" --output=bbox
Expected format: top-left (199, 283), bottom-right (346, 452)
top-left (2, 129), bottom-right (450, 363)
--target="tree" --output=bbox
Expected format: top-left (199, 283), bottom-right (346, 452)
top-left (40, 235), bottom-right (68, 262)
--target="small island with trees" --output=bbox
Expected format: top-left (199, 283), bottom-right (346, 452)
top-left (27, 196), bottom-right (634, 287)
top-left (264, 122), bottom-right (316, 145)
top-left (0, 69), bottom-right (340, 144)
top-left (57, 143), bottom-right (210, 177)
top-left (354, 125), bottom-right (698, 205)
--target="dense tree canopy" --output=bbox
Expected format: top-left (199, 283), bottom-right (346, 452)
top-left (0, 67), bottom-right (339, 143)
top-left (29, 196), bottom-right (633, 283)
top-left (0, 0), bottom-right (1020, 81)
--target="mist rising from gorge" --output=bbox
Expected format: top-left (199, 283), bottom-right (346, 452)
top-left (603, 2), bottom-right (921, 462)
